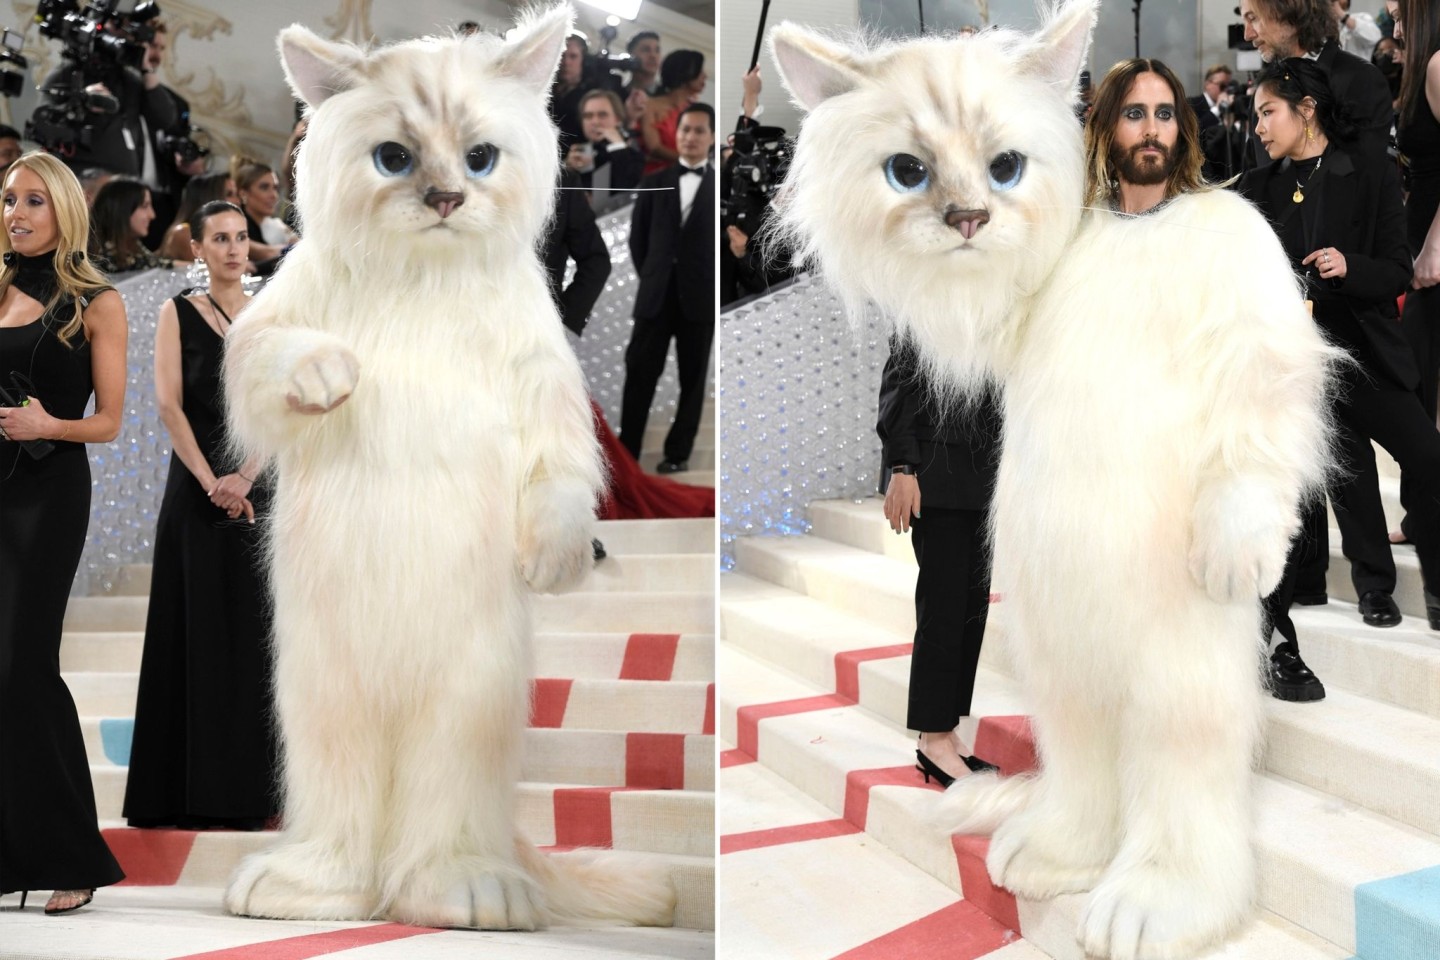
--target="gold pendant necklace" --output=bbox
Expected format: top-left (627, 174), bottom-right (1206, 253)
top-left (1293, 154), bottom-right (1324, 203)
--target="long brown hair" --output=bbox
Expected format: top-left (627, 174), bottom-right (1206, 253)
top-left (1398, 0), bottom-right (1440, 127)
top-left (0, 152), bottom-right (112, 347)
top-left (1084, 58), bottom-right (1209, 205)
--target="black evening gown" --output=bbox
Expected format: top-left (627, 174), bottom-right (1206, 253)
top-left (0, 303), bottom-right (125, 894)
top-left (122, 295), bottom-right (278, 829)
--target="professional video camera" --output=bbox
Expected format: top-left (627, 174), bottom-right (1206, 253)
top-left (25, 0), bottom-right (162, 154)
top-left (0, 29), bottom-right (27, 98)
top-left (582, 24), bottom-right (638, 92)
top-left (723, 124), bottom-right (792, 238)
top-left (158, 109), bottom-right (207, 164)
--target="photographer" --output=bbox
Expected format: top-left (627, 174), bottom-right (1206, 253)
top-left (36, 4), bottom-right (180, 180)
top-left (565, 89), bottom-right (643, 214)
top-left (549, 33), bottom-right (591, 155)
top-left (136, 21), bottom-right (207, 249)
top-left (721, 67), bottom-right (795, 305)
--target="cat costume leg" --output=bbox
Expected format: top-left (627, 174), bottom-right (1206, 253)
top-left (222, 7), bottom-right (673, 930)
top-left (771, 5), bottom-right (1335, 957)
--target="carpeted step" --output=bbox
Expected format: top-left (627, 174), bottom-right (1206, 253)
top-left (61, 631), bottom-right (715, 684)
top-left (718, 641), bottom-right (1440, 958)
top-left (1291, 606), bottom-right (1440, 719)
top-left (808, 497), bottom-right (920, 566)
top-left (591, 518), bottom-right (713, 554)
top-left (90, 776), bottom-right (712, 858)
top-left (720, 741), bottom-right (1347, 960)
top-left (79, 718), bottom-right (714, 792)
top-left (0, 885), bottom-right (715, 958)
top-left (732, 534), bottom-right (915, 629)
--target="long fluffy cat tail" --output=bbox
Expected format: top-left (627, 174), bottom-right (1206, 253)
top-left (519, 844), bottom-right (677, 926)
top-left (929, 772), bottom-right (1038, 835)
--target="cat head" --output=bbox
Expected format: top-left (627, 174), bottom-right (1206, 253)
top-left (769, 1), bottom-right (1096, 393)
top-left (278, 5), bottom-right (571, 266)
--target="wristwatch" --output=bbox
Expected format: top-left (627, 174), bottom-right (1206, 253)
top-left (890, 464), bottom-right (916, 476)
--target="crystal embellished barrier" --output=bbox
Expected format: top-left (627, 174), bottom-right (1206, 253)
top-left (76, 203), bottom-right (692, 592)
top-left (719, 274), bottom-right (888, 569)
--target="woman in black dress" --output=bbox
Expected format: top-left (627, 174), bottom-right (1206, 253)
top-left (123, 201), bottom-right (278, 830)
top-left (0, 152), bottom-right (129, 913)
top-left (1240, 59), bottom-right (1440, 700)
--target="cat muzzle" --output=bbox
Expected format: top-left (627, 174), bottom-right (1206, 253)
top-left (944, 207), bottom-right (990, 241)
top-left (424, 191), bottom-right (465, 220)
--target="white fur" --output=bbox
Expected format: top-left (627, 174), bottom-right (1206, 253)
top-left (775, 5), bottom-right (1338, 957)
top-left (222, 7), bottom-right (672, 930)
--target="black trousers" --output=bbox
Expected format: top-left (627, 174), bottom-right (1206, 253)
top-left (907, 507), bottom-right (992, 732)
top-left (618, 275), bottom-right (713, 463)
top-left (1267, 377), bottom-right (1440, 645)
top-left (1398, 285), bottom-right (1440, 540)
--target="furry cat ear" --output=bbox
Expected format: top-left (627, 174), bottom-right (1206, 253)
top-left (1022, 0), bottom-right (1099, 91)
top-left (278, 25), bottom-right (368, 109)
top-left (495, 4), bottom-right (575, 94)
top-left (769, 24), bottom-right (866, 112)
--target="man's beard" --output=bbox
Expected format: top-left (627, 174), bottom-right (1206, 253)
top-left (1110, 138), bottom-right (1177, 187)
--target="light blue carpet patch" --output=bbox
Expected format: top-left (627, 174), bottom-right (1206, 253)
top-left (99, 717), bottom-right (133, 766)
top-left (1355, 864), bottom-right (1440, 960)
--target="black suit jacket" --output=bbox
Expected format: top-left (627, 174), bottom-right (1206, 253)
top-left (42, 64), bottom-right (179, 178)
top-left (1188, 94), bottom-right (1220, 131)
top-left (628, 163), bottom-right (715, 327)
top-left (1240, 147), bottom-right (1416, 388)
top-left (543, 170), bottom-right (612, 335)
top-left (581, 142), bottom-right (644, 193)
top-left (876, 337), bottom-right (1001, 512)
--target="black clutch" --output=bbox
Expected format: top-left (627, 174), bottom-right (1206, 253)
top-left (0, 373), bottom-right (55, 460)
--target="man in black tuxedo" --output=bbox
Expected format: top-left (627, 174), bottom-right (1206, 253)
top-left (619, 102), bottom-right (716, 473)
top-left (542, 169), bottom-right (612, 337)
top-left (564, 90), bottom-right (644, 216)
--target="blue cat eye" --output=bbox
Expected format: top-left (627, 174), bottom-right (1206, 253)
top-left (988, 151), bottom-right (1026, 191)
top-left (465, 144), bottom-right (498, 179)
top-left (373, 142), bottom-right (413, 177)
top-left (884, 153), bottom-right (929, 193)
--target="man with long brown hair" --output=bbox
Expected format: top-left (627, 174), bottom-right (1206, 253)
top-left (1083, 58), bottom-right (1208, 209)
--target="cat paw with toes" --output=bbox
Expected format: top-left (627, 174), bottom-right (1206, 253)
top-left (1078, 866), bottom-right (1246, 960)
top-left (388, 866), bottom-right (543, 930)
top-left (987, 818), bottom-right (1107, 899)
top-left (285, 345), bottom-right (360, 415)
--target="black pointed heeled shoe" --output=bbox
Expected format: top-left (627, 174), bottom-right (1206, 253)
top-left (915, 748), bottom-right (957, 788)
top-left (44, 889), bottom-right (93, 915)
top-left (961, 754), bottom-right (999, 773)
top-left (18, 891), bottom-right (27, 910)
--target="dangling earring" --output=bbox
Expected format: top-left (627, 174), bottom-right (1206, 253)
top-left (2, 251), bottom-right (15, 267)
top-left (1305, 123), bottom-right (1314, 143)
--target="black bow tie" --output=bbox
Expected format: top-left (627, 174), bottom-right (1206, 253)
top-left (680, 165), bottom-right (706, 177)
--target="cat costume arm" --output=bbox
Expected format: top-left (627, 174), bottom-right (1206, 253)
top-left (1180, 190), bottom-right (1342, 602)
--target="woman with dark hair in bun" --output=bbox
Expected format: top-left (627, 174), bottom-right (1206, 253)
top-left (122, 199), bottom-right (278, 831)
top-left (1240, 57), bottom-right (1440, 700)
top-left (640, 49), bottom-right (706, 175)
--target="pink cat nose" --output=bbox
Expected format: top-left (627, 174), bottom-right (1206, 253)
top-left (944, 207), bottom-right (990, 240)
top-left (425, 190), bottom-right (465, 219)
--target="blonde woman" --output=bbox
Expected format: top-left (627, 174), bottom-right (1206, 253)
top-left (0, 152), bottom-right (128, 913)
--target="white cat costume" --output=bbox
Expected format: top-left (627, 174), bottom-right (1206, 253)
top-left (221, 8), bottom-right (673, 930)
top-left (771, 5), bottom-right (1335, 959)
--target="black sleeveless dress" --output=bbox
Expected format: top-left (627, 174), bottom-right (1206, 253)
top-left (122, 295), bottom-right (278, 828)
top-left (0, 293), bottom-right (125, 894)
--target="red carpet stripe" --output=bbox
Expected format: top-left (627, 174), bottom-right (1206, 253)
top-left (169, 922), bottom-right (445, 959)
top-left (619, 633), bottom-right (680, 680)
top-left (703, 682), bottom-right (716, 735)
top-left (720, 748), bottom-right (755, 768)
top-left (843, 765), bottom-right (942, 830)
top-left (734, 692), bottom-right (851, 757)
top-left (553, 786), bottom-right (631, 847)
top-left (829, 899), bottom-right (1018, 960)
top-left (104, 828), bottom-right (198, 886)
top-left (528, 678), bottom-right (573, 728)
top-left (625, 732), bottom-right (687, 788)
top-left (973, 716), bottom-right (1037, 776)
top-left (951, 834), bottom-right (1022, 932)
top-left (833, 643), bottom-right (912, 701)
top-left (720, 818), bottom-right (861, 854)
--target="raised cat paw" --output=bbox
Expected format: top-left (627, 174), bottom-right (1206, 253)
top-left (1189, 481), bottom-right (1296, 602)
top-left (285, 343), bottom-right (359, 415)
top-left (518, 479), bottom-right (594, 593)
top-left (387, 862), bottom-right (543, 930)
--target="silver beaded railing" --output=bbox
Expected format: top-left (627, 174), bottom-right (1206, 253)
top-left (77, 202), bottom-right (693, 594)
top-left (718, 273), bottom-right (888, 570)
